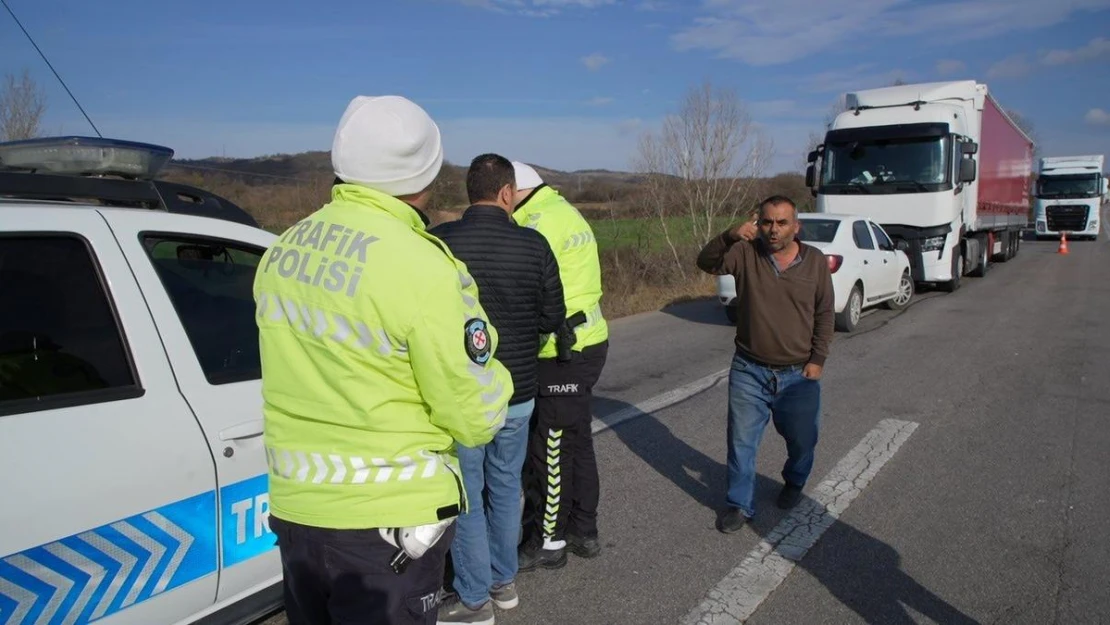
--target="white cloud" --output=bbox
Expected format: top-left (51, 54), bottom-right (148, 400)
top-left (987, 55), bottom-right (1033, 79)
top-left (794, 64), bottom-right (912, 94)
top-left (1085, 108), bottom-right (1110, 126)
top-left (581, 53), bottom-right (611, 71)
top-left (456, 0), bottom-right (617, 16)
top-left (669, 0), bottom-right (1110, 66)
top-left (1042, 37), bottom-right (1110, 65)
top-left (986, 37), bottom-right (1110, 81)
top-left (935, 59), bottom-right (967, 76)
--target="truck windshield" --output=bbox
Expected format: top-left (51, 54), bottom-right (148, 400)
top-left (821, 135), bottom-right (951, 194)
top-left (1036, 174), bottom-right (1100, 199)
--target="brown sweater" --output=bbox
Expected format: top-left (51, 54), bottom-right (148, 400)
top-left (697, 231), bottom-right (835, 367)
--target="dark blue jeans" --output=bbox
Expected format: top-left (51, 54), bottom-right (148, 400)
top-left (726, 351), bottom-right (821, 517)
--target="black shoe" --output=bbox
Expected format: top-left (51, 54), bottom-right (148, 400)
top-left (717, 508), bottom-right (750, 533)
top-left (777, 483), bottom-right (803, 510)
top-left (567, 534), bottom-right (601, 559)
top-left (518, 540), bottom-right (567, 572)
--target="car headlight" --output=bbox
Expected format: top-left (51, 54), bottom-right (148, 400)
top-left (1090, 220), bottom-right (1099, 230)
top-left (921, 235), bottom-right (946, 252)
top-left (1036, 221), bottom-right (1047, 232)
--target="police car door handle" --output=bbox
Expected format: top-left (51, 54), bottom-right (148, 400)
top-left (219, 419), bottom-right (264, 441)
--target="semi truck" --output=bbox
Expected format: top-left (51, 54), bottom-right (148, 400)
top-left (1033, 154), bottom-right (1107, 241)
top-left (805, 80), bottom-right (1035, 292)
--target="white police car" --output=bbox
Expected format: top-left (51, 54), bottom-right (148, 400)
top-left (0, 137), bottom-right (282, 624)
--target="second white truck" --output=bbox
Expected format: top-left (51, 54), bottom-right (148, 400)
top-left (1033, 154), bottom-right (1107, 241)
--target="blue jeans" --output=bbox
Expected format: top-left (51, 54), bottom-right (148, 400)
top-left (726, 352), bottom-right (821, 517)
top-left (451, 399), bottom-right (534, 608)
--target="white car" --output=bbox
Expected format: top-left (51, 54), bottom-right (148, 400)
top-left (0, 137), bottom-right (282, 624)
top-left (716, 213), bottom-right (914, 332)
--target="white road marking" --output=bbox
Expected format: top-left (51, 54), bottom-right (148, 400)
top-left (591, 368), bottom-right (730, 435)
top-left (680, 418), bottom-right (920, 625)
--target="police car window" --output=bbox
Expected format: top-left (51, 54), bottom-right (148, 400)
top-left (0, 235), bottom-right (139, 413)
top-left (852, 220), bottom-right (876, 250)
top-left (142, 234), bottom-right (264, 385)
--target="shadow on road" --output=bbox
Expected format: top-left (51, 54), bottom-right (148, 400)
top-left (658, 298), bottom-right (733, 327)
top-left (594, 394), bottom-right (980, 625)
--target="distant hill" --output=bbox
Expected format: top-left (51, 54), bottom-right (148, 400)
top-left (166, 151), bottom-right (648, 189)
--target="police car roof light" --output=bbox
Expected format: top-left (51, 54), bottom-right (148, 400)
top-left (0, 136), bottom-right (174, 180)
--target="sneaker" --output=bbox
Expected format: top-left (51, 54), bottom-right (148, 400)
top-left (518, 539), bottom-right (566, 572)
top-left (567, 534), bottom-right (601, 559)
top-left (436, 594), bottom-right (495, 625)
top-left (717, 507), bottom-right (751, 534)
top-left (490, 582), bottom-right (519, 610)
top-left (776, 483), bottom-right (803, 510)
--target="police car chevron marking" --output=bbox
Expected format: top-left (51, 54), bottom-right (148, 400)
top-left (0, 491), bottom-right (217, 625)
top-left (0, 473), bottom-right (279, 624)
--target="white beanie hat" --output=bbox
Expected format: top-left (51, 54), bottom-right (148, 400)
top-left (331, 95), bottom-right (443, 197)
top-left (512, 161), bottom-right (543, 190)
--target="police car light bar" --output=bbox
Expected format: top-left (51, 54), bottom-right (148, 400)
top-left (0, 136), bottom-right (175, 180)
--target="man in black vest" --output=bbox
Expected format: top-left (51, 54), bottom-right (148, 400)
top-left (430, 153), bottom-right (566, 623)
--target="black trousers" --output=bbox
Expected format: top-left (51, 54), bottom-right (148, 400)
top-left (269, 515), bottom-right (453, 625)
top-left (522, 341), bottom-right (609, 544)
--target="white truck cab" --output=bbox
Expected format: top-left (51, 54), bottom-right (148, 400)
top-left (1033, 154), bottom-right (1106, 241)
top-left (0, 137), bottom-right (282, 624)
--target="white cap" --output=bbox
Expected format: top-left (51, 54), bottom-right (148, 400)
top-left (331, 95), bottom-right (443, 197)
top-left (512, 161), bottom-right (543, 190)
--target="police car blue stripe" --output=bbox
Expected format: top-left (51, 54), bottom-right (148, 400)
top-left (0, 491), bottom-right (218, 625)
top-left (0, 473), bottom-right (278, 625)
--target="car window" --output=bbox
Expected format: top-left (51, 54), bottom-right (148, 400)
top-left (798, 219), bottom-right (840, 243)
top-left (870, 222), bottom-right (894, 250)
top-left (0, 235), bottom-right (140, 414)
top-left (852, 220), bottom-right (875, 250)
top-left (142, 234), bottom-right (264, 385)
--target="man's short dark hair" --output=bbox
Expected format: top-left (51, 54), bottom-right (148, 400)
top-left (466, 153), bottom-right (515, 204)
top-left (758, 195), bottom-right (797, 217)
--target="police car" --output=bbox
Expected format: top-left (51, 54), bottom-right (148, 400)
top-left (0, 137), bottom-right (282, 624)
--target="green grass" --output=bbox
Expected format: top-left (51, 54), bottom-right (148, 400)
top-left (587, 215), bottom-right (736, 251)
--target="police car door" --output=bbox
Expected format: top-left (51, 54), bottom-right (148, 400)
top-left (0, 207), bottom-right (219, 624)
top-left (101, 211), bottom-right (281, 604)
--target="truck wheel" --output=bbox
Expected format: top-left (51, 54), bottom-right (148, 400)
top-left (884, 270), bottom-right (914, 310)
top-left (970, 236), bottom-right (989, 278)
top-left (996, 231), bottom-right (1013, 263)
top-left (835, 284), bottom-right (862, 332)
top-left (939, 247), bottom-right (963, 293)
top-left (725, 305), bottom-right (737, 325)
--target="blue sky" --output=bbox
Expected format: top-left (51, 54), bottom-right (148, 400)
top-left (2, 0), bottom-right (1109, 174)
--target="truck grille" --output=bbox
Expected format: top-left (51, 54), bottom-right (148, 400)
top-left (1046, 205), bottom-right (1089, 231)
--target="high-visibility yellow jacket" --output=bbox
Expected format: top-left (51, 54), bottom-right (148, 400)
top-left (254, 183), bottom-right (514, 530)
top-left (512, 185), bottom-right (608, 358)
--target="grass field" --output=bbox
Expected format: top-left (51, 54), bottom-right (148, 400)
top-left (586, 215), bottom-right (734, 251)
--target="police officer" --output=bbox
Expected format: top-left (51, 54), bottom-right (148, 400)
top-left (510, 161), bottom-right (609, 571)
top-left (254, 95), bottom-right (514, 625)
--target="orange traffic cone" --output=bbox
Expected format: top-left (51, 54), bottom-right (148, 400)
top-left (1058, 231), bottom-right (1069, 255)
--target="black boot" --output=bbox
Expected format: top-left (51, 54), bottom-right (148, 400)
top-left (518, 537), bottom-right (567, 572)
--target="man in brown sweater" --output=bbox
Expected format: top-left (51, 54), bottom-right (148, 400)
top-left (696, 195), bottom-right (835, 533)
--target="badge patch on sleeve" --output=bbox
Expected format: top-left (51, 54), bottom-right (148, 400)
top-left (464, 318), bottom-right (492, 365)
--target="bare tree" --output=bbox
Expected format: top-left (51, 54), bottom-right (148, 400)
top-left (1003, 108), bottom-right (1040, 156)
top-left (633, 81), bottom-right (773, 276)
top-left (1, 69), bottom-right (47, 141)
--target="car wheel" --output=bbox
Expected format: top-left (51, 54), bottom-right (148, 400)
top-left (835, 284), bottom-right (862, 332)
top-left (725, 305), bottom-right (737, 325)
top-left (884, 270), bottom-right (914, 310)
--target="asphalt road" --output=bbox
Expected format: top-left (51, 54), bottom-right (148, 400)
top-left (264, 233), bottom-right (1110, 625)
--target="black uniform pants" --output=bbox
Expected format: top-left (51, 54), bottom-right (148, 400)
top-left (269, 515), bottom-right (453, 625)
top-left (523, 341), bottom-right (609, 544)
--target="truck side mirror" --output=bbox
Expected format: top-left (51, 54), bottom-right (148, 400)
top-left (1102, 178), bottom-right (1108, 196)
top-left (961, 141), bottom-right (979, 155)
top-left (807, 150), bottom-right (819, 164)
top-left (959, 158), bottom-right (977, 183)
top-left (805, 164), bottom-right (816, 188)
